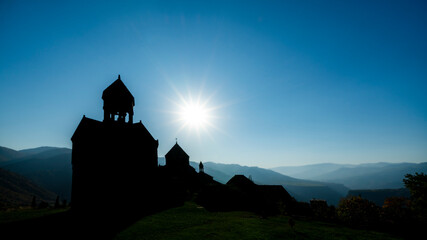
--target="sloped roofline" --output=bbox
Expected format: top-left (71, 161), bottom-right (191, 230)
top-left (165, 143), bottom-right (189, 158)
top-left (102, 76), bottom-right (135, 106)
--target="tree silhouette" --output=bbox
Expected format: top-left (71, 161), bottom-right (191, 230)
top-left (382, 196), bottom-right (411, 226)
top-left (337, 196), bottom-right (380, 227)
top-left (403, 172), bottom-right (427, 222)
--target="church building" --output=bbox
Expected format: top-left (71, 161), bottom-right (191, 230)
top-left (71, 75), bottom-right (159, 212)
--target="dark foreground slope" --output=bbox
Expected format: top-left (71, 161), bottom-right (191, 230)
top-left (115, 202), bottom-right (401, 240)
top-left (0, 203), bottom-right (403, 240)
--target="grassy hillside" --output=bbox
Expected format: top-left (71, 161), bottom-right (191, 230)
top-left (0, 202), bottom-right (405, 239)
top-left (0, 208), bottom-right (67, 224)
top-left (115, 202), bottom-right (401, 240)
top-left (0, 168), bottom-right (56, 209)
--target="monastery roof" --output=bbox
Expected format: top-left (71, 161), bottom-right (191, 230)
top-left (165, 143), bottom-right (189, 159)
top-left (71, 116), bottom-right (155, 142)
top-left (102, 75), bottom-right (134, 106)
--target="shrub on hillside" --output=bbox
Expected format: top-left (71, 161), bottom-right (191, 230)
top-left (403, 172), bottom-right (427, 223)
top-left (337, 196), bottom-right (380, 227)
top-left (310, 199), bottom-right (336, 221)
top-left (381, 196), bottom-right (411, 226)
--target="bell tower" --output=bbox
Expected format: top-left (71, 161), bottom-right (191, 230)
top-left (102, 75), bottom-right (135, 123)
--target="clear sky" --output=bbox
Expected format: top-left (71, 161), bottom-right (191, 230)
top-left (1, 0), bottom-right (426, 168)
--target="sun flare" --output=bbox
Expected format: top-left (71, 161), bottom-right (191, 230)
top-left (179, 102), bottom-right (209, 129)
top-left (166, 85), bottom-right (223, 138)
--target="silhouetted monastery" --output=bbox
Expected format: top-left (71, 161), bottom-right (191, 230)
top-left (71, 75), bottom-right (160, 213)
top-left (71, 75), bottom-right (294, 216)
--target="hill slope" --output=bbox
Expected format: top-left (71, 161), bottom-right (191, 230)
top-left (6, 145), bottom-right (422, 206)
top-left (1, 147), bottom-right (348, 205)
top-left (1, 148), bottom-right (72, 200)
top-left (0, 168), bottom-right (56, 209)
top-left (0, 146), bottom-right (24, 163)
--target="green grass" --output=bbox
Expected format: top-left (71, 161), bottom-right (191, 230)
top-left (114, 202), bottom-right (402, 240)
top-left (0, 204), bottom-right (402, 240)
top-left (0, 208), bottom-right (68, 224)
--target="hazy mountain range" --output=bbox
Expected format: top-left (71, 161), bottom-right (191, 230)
top-left (271, 162), bottom-right (427, 189)
top-left (1, 146), bottom-right (425, 207)
top-left (0, 146), bottom-right (72, 203)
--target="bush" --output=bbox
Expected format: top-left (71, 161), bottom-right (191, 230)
top-left (310, 200), bottom-right (336, 221)
top-left (381, 196), bottom-right (411, 226)
top-left (337, 196), bottom-right (380, 227)
top-left (403, 172), bottom-right (427, 223)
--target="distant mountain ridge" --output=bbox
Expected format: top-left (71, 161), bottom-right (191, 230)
top-left (1, 147), bottom-right (72, 201)
top-left (0, 146), bottom-right (25, 163)
top-left (272, 163), bottom-right (354, 179)
top-left (3, 148), bottom-right (347, 205)
top-left (0, 146), bottom-right (70, 165)
top-left (2, 145), bottom-right (424, 206)
top-left (271, 162), bottom-right (427, 189)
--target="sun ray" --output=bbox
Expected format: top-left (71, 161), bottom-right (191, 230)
top-left (164, 83), bottom-right (223, 139)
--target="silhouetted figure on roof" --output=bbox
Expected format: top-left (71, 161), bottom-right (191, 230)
top-left (199, 161), bottom-right (204, 173)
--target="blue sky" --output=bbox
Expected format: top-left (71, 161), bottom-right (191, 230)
top-left (0, 0), bottom-right (426, 167)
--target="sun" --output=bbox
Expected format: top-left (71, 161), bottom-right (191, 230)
top-left (176, 95), bottom-right (215, 132)
top-left (165, 85), bottom-right (222, 137)
top-left (164, 82), bottom-right (229, 139)
top-left (179, 102), bottom-right (209, 129)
